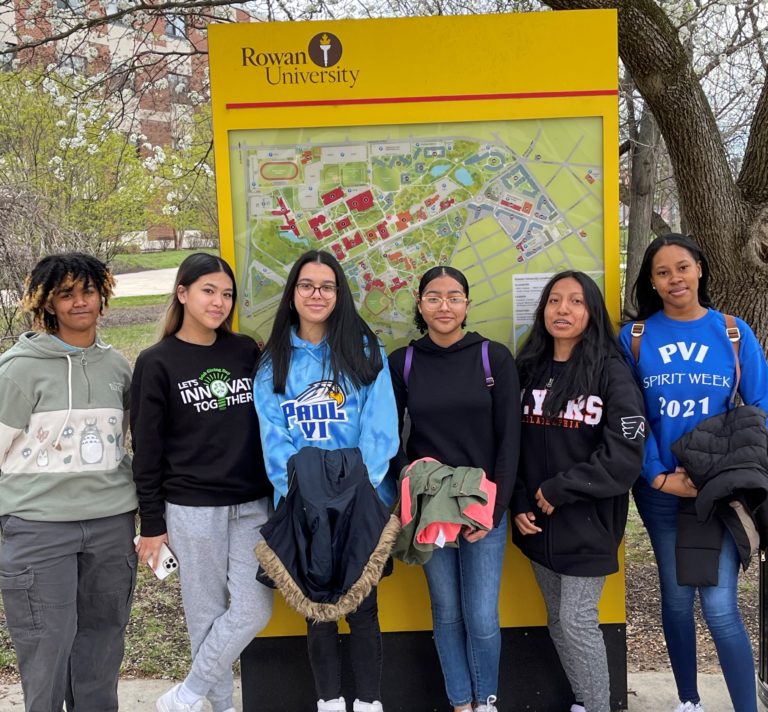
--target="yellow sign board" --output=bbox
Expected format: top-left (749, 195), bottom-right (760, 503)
top-left (209, 10), bottom-right (620, 636)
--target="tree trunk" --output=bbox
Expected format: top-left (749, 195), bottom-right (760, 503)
top-left (542, 0), bottom-right (768, 344)
top-left (624, 105), bottom-right (661, 315)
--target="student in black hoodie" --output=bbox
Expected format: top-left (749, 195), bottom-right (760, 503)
top-left (512, 271), bottom-right (645, 712)
top-left (389, 266), bottom-right (520, 712)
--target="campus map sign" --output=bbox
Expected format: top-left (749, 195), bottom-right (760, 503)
top-left (210, 11), bottom-right (620, 354)
top-left (229, 117), bottom-right (605, 351)
top-left (209, 11), bottom-right (622, 638)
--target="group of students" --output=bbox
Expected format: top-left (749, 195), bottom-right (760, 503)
top-left (0, 231), bottom-right (765, 712)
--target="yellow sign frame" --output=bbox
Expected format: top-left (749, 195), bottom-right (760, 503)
top-left (209, 10), bottom-right (620, 635)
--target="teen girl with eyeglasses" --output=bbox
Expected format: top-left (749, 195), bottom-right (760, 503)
top-left (253, 249), bottom-right (398, 712)
top-left (388, 266), bottom-right (521, 712)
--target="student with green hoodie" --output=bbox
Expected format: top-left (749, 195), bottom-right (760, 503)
top-left (0, 253), bottom-right (137, 712)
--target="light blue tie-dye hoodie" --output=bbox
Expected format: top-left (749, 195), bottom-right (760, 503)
top-left (253, 329), bottom-right (399, 506)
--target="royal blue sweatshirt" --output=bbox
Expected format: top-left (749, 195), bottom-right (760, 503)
top-left (619, 309), bottom-right (768, 485)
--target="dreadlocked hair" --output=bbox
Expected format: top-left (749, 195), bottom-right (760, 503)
top-left (21, 252), bottom-right (115, 333)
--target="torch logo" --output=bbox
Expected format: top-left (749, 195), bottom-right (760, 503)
top-left (308, 32), bottom-right (342, 68)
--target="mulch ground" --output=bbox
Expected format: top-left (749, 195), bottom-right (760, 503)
top-left (625, 545), bottom-right (760, 674)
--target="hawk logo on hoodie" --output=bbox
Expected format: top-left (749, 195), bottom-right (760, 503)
top-left (281, 380), bottom-right (348, 440)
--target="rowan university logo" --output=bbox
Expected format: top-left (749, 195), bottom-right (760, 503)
top-left (281, 380), bottom-right (348, 441)
top-left (621, 415), bottom-right (646, 440)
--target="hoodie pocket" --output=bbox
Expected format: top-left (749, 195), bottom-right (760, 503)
top-left (549, 502), bottom-right (613, 560)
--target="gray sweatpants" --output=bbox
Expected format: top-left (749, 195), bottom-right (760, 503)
top-left (0, 511), bottom-right (136, 712)
top-left (166, 499), bottom-right (273, 712)
top-left (532, 561), bottom-right (610, 712)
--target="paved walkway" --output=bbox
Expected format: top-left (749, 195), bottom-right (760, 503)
top-left (113, 268), bottom-right (177, 298)
top-left (0, 672), bottom-right (754, 711)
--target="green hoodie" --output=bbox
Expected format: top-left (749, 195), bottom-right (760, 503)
top-left (0, 331), bottom-right (137, 521)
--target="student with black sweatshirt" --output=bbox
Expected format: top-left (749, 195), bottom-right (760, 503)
top-left (389, 266), bottom-right (520, 712)
top-left (131, 253), bottom-right (273, 712)
top-left (512, 271), bottom-right (645, 712)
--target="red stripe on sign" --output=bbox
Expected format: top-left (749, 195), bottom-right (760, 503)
top-left (226, 89), bottom-right (618, 110)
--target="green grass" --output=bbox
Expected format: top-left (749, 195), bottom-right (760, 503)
top-left (100, 323), bottom-right (158, 363)
top-left (624, 501), bottom-right (654, 564)
top-left (110, 294), bottom-right (170, 308)
top-left (111, 248), bottom-right (217, 274)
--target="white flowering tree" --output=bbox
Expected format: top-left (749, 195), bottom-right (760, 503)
top-left (149, 107), bottom-right (218, 248)
top-left (0, 70), bottom-right (158, 341)
top-left (0, 70), bottom-right (153, 252)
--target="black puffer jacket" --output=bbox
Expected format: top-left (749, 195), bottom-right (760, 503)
top-left (255, 446), bottom-right (400, 622)
top-left (671, 405), bottom-right (768, 586)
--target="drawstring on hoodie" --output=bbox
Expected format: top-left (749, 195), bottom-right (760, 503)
top-left (52, 342), bottom-right (112, 451)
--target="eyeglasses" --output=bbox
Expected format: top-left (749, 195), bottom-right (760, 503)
top-left (420, 296), bottom-right (468, 310)
top-left (295, 281), bottom-right (338, 298)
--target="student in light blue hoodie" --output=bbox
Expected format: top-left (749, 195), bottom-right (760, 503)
top-left (253, 250), bottom-right (398, 712)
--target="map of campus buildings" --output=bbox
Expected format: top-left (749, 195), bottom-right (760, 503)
top-left (229, 118), bottom-right (605, 352)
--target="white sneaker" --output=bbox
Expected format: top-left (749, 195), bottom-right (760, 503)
top-left (352, 701), bottom-right (383, 712)
top-left (571, 705), bottom-right (586, 712)
top-left (318, 698), bottom-right (346, 712)
top-left (156, 684), bottom-right (203, 712)
top-left (674, 703), bottom-right (704, 712)
top-left (476, 695), bottom-right (498, 712)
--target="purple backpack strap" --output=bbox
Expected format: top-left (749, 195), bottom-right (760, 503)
top-left (403, 345), bottom-right (414, 387)
top-left (405, 341), bottom-right (493, 388)
top-left (481, 340), bottom-right (494, 388)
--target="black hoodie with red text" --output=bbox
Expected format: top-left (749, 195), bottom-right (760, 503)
top-left (512, 354), bottom-right (645, 576)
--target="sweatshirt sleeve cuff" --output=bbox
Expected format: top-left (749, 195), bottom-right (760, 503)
top-left (139, 517), bottom-right (167, 537)
top-left (642, 461), bottom-right (667, 485)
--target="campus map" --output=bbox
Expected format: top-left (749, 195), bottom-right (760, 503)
top-left (229, 118), bottom-right (605, 352)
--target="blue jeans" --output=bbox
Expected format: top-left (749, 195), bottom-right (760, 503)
top-left (423, 514), bottom-right (507, 707)
top-left (633, 479), bottom-right (757, 711)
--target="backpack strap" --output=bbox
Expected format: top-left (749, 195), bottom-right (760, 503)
top-left (630, 321), bottom-right (645, 363)
top-left (403, 345), bottom-right (414, 387)
top-left (725, 314), bottom-right (741, 406)
top-left (403, 341), bottom-right (494, 388)
top-left (481, 340), bottom-right (494, 388)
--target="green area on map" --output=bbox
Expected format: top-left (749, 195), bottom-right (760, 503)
top-left (229, 117), bottom-right (604, 352)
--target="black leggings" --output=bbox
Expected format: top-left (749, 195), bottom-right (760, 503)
top-left (306, 588), bottom-right (382, 703)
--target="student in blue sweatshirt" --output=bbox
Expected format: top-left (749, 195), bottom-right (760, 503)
top-left (253, 250), bottom-right (398, 712)
top-left (619, 234), bottom-right (768, 712)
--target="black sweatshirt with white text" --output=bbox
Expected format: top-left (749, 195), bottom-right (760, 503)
top-left (130, 332), bottom-right (271, 536)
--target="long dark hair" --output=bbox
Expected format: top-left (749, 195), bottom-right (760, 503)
top-left (21, 252), bottom-right (115, 333)
top-left (160, 253), bottom-right (237, 339)
top-left (628, 233), bottom-right (713, 320)
top-left (261, 250), bottom-right (382, 393)
top-left (414, 265), bottom-right (470, 333)
top-left (517, 271), bottom-right (622, 416)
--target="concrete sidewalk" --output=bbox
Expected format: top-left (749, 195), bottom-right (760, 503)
top-left (113, 268), bottom-right (177, 298)
top-left (0, 672), bottom-right (749, 711)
